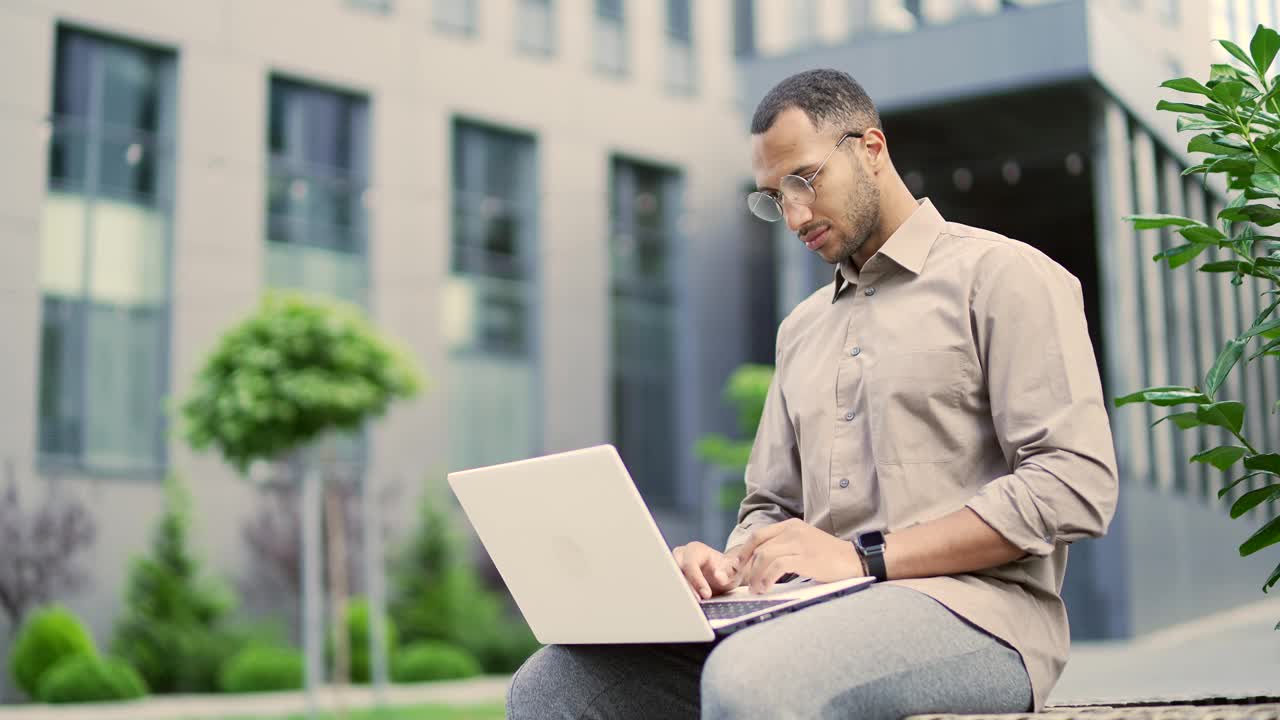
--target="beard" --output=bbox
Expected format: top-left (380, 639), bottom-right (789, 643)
top-left (830, 164), bottom-right (881, 265)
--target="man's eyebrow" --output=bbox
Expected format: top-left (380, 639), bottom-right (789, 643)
top-left (757, 163), bottom-right (817, 192)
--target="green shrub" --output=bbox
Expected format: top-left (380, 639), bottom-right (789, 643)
top-left (696, 364), bottom-right (775, 511)
top-left (177, 627), bottom-right (244, 693)
top-left (111, 476), bottom-right (239, 694)
top-left (392, 642), bottom-right (481, 683)
top-left (332, 597), bottom-right (398, 684)
top-left (8, 606), bottom-right (96, 699)
top-left (219, 646), bottom-right (304, 693)
top-left (414, 569), bottom-right (540, 674)
top-left (392, 488), bottom-right (543, 673)
top-left (36, 655), bottom-right (147, 704)
top-left (467, 619), bottom-right (542, 674)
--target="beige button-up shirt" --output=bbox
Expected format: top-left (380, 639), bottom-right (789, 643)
top-left (724, 198), bottom-right (1119, 711)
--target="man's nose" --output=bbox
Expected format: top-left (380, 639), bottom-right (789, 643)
top-left (784, 201), bottom-right (812, 233)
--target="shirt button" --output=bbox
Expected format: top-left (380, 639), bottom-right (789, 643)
top-left (844, 411), bottom-right (855, 421)
top-left (865, 287), bottom-right (876, 296)
top-left (839, 478), bottom-right (850, 489)
top-left (850, 346), bottom-right (862, 357)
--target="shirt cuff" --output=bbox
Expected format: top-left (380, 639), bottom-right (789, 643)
top-left (725, 519), bottom-right (763, 553)
top-left (964, 477), bottom-right (1058, 558)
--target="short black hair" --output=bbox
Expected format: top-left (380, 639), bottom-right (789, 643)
top-left (750, 69), bottom-right (881, 136)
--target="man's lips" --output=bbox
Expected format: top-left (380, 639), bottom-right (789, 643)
top-left (803, 227), bottom-right (829, 251)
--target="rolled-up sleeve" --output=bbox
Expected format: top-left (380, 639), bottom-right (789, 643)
top-left (724, 325), bottom-right (804, 552)
top-left (964, 246), bottom-right (1120, 558)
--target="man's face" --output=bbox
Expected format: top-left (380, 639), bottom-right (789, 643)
top-left (750, 107), bottom-right (880, 266)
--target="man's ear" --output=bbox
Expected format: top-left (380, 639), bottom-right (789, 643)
top-left (861, 128), bottom-right (889, 172)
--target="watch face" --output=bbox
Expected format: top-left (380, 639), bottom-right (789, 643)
top-left (859, 530), bottom-right (885, 548)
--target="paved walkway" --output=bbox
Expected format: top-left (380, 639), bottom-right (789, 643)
top-left (0, 676), bottom-right (511, 719)
top-left (1049, 597), bottom-right (1280, 705)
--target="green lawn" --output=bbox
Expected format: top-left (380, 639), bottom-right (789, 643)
top-left (216, 703), bottom-right (506, 720)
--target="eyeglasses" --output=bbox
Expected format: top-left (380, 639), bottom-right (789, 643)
top-left (747, 132), bottom-right (863, 222)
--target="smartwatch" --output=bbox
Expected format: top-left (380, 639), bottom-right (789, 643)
top-left (854, 530), bottom-right (888, 582)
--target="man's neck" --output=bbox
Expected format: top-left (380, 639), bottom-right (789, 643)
top-left (849, 185), bottom-right (921, 271)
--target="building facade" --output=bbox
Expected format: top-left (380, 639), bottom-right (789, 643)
top-left (740, 0), bottom-right (1280, 638)
top-left (4, 0), bottom-right (1278, 660)
top-left (0, 0), bottom-right (757, 647)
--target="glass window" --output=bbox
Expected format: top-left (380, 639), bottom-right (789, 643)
top-left (517, 0), bottom-right (555, 56)
top-left (611, 158), bottom-right (681, 507)
top-left (264, 78), bottom-right (371, 469)
top-left (446, 121), bottom-right (539, 471)
top-left (594, 0), bottom-right (628, 76)
top-left (347, 0), bottom-right (393, 12)
top-left (265, 77), bottom-right (369, 305)
top-left (790, 0), bottom-right (818, 46)
top-left (665, 0), bottom-right (696, 94)
top-left (733, 0), bottom-right (755, 57)
top-left (38, 29), bottom-right (175, 475)
top-left (435, 0), bottom-right (478, 34)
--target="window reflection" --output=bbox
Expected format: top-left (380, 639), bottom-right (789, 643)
top-left (611, 158), bottom-right (681, 507)
top-left (37, 29), bottom-right (173, 474)
top-left (447, 121), bottom-right (539, 471)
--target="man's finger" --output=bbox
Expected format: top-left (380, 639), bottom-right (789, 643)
top-left (753, 555), bottom-right (799, 595)
top-left (739, 522), bottom-right (791, 563)
top-left (697, 554), bottom-right (723, 586)
top-left (742, 538), bottom-right (792, 586)
top-left (678, 551), bottom-right (713, 599)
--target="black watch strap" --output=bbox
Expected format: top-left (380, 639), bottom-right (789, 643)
top-left (854, 531), bottom-right (888, 582)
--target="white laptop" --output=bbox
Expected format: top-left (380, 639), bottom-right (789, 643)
top-left (447, 444), bottom-right (876, 644)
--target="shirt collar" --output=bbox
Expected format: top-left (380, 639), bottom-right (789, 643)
top-left (832, 197), bottom-right (946, 303)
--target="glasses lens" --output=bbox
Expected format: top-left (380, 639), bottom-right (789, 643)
top-left (779, 175), bottom-right (816, 205)
top-left (747, 192), bottom-right (782, 221)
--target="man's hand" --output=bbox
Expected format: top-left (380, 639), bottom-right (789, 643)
top-left (737, 519), bottom-right (864, 594)
top-left (672, 541), bottom-right (747, 600)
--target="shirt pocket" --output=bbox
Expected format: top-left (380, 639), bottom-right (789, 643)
top-left (871, 350), bottom-right (968, 465)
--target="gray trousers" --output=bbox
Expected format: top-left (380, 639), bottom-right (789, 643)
top-left (507, 584), bottom-right (1033, 720)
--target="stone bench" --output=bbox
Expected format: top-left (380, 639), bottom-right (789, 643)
top-left (907, 696), bottom-right (1280, 720)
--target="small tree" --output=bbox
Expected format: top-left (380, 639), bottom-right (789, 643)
top-left (695, 364), bottom-right (774, 511)
top-left (182, 291), bottom-right (422, 474)
top-left (181, 291), bottom-right (422, 703)
top-left (111, 475), bottom-right (236, 693)
top-left (237, 477), bottom-right (402, 641)
top-left (0, 462), bottom-right (95, 634)
top-left (1118, 24), bottom-right (1280, 627)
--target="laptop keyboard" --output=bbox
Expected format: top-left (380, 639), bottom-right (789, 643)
top-left (700, 599), bottom-right (789, 620)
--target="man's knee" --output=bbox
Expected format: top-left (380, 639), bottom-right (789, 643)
top-left (700, 639), bottom-right (775, 719)
top-left (507, 645), bottom-right (573, 720)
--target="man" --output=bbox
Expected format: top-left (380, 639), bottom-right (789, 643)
top-left (508, 69), bottom-right (1118, 720)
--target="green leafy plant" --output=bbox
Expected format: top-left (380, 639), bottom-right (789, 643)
top-left (181, 290), bottom-right (424, 690)
top-left (219, 646), bottom-right (305, 693)
top-left (36, 655), bottom-right (148, 704)
top-left (390, 485), bottom-right (541, 673)
top-left (1118, 23), bottom-right (1280, 627)
top-left (111, 475), bottom-right (240, 693)
top-left (8, 605), bottom-right (96, 699)
top-left (329, 597), bottom-right (398, 684)
top-left (391, 642), bottom-right (482, 683)
top-left (181, 290), bottom-right (423, 473)
top-left (695, 364), bottom-right (774, 510)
